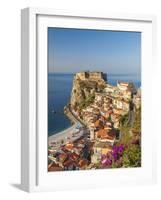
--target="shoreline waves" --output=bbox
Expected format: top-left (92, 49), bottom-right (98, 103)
top-left (48, 123), bottom-right (84, 150)
top-left (48, 124), bottom-right (76, 142)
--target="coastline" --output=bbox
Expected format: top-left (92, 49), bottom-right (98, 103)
top-left (48, 123), bottom-right (84, 149)
top-left (48, 123), bottom-right (77, 141)
top-left (48, 74), bottom-right (141, 139)
top-left (48, 102), bottom-right (85, 149)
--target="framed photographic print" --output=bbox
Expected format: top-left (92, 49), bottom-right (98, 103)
top-left (21, 8), bottom-right (156, 192)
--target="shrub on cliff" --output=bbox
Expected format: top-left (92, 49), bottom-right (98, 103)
top-left (78, 93), bottom-right (95, 110)
top-left (122, 144), bottom-right (141, 167)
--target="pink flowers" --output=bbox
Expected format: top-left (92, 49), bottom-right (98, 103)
top-left (101, 144), bottom-right (125, 168)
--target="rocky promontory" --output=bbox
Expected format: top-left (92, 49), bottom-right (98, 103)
top-left (70, 71), bottom-right (107, 111)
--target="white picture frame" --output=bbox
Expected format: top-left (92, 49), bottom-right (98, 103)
top-left (21, 7), bottom-right (157, 192)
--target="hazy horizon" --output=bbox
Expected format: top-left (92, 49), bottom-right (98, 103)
top-left (48, 71), bottom-right (141, 75)
top-left (48, 28), bottom-right (141, 76)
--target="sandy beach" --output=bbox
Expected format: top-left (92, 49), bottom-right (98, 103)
top-left (48, 123), bottom-right (85, 150)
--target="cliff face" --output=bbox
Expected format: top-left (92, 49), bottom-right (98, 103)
top-left (70, 72), bottom-right (107, 111)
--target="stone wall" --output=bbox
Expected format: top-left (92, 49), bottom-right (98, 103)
top-left (76, 71), bottom-right (107, 81)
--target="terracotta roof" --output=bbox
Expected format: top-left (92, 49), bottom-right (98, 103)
top-left (96, 128), bottom-right (116, 140)
top-left (48, 162), bottom-right (63, 172)
top-left (96, 129), bottom-right (108, 138)
top-left (69, 152), bottom-right (79, 162)
top-left (63, 159), bottom-right (78, 168)
top-left (64, 143), bottom-right (74, 151)
top-left (78, 159), bottom-right (88, 168)
top-left (94, 119), bottom-right (103, 128)
top-left (59, 153), bottom-right (68, 163)
top-left (61, 146), bottom-right (69, 153)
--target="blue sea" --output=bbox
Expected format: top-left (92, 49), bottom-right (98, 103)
top-left (48, 73), bottom-right (141, 136)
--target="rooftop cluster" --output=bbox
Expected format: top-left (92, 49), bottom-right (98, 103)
top-left (48, 72), bottom-right (141, 171)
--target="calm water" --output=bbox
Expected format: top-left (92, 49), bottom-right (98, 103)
top-left (48, 73), bottom-right (141, 136)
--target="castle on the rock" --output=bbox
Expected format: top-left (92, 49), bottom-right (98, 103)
top-left (75, 71), bottom-right (107, 82)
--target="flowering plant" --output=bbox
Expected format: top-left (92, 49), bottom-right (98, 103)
top-left (101, 144), bottom-right (125, 168)
top-left (101, 140), bottom-right (141, 168)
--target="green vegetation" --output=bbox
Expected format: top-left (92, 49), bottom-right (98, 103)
top-left (78, 93), bottom-right (95, 110)
top-left (61, 139), bottom-right (64, 145)
top-left (119, 113), bottom-right (131, 144)
top-left (132, 107), bottom-right (141, 133)
top-left (122, 144), bottom-right (141, 167)
top-left (119, 107), bottom-right (141, 144)
top-left (120, 113), bottom-right (129, 126)
top-left (119, 126), bottom-right (131, 144)
top-left (116, 107), bottom-right (141, 168)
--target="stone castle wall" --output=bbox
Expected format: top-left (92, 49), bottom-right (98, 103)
top-left (76, 71), bottom-right (107, 81)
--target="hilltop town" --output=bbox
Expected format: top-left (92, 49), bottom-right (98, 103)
top-left (48, 71), bottom-right (141, 171)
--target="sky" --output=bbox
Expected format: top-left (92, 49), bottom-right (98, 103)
top-left (48, 27), bottom-right (141, 75)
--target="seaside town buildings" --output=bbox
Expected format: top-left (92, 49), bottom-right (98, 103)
top-left (91, 142), bottom-right (113, 164)
top-left (133, 88), bottom-right (141, 110)
top-left (48, 72), bottom-right (141, 171)
top-left (48, 137), bottom-right (91, 171)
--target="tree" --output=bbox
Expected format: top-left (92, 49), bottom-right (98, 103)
top-left (120, 113), bottom-right (129, 126)
top-left (78, 93), bottom-right (95, 110)
top-left (60, 139), bottom-right (64, 145)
